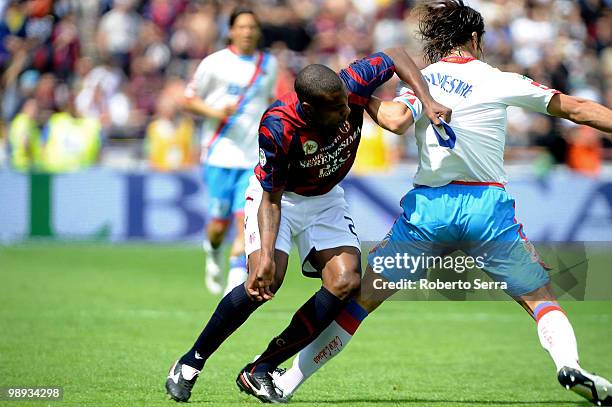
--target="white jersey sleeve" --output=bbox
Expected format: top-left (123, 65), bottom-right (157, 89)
top-left (263, 57), bottom-right (278, 101)
top-left (394, 82), bottom-right (423, 122)
top-left (185, 57), bottom-right (214, 99)
top-left (495, 72), bottom-right (559, 115)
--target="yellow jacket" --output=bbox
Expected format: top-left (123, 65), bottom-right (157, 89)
top-left (8, 113), bottom-right (42, 171)
top-left (41, 112), bottom-right (101, 173)
top-left (146, 116), bottom-right (195, 172)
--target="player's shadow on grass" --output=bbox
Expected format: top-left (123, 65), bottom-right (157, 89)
top-left (295, 398), bottom-right (588, 405)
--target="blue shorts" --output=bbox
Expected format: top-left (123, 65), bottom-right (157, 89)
top-left (204, 165), bottom-right (251, 221)
top-left (368, 182), bottom-right (550, 297)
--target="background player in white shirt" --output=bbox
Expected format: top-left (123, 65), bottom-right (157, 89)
top-left (270, 1), bottom-right (612, 405)
top-left (184, 7), bottom-right (278, 295)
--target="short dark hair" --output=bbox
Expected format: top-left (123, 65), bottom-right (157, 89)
top-left (229, 6), bottom-right (259, 28)
top-left (294, 64), bottom-right (343, 104)
top-left (416, 0), bottom-right (485, 64)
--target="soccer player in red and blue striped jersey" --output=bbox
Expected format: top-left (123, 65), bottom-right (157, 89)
top-left (254, 53), bottom-right (395, 196)
top-left (166, 48), bottom-right (451, 403)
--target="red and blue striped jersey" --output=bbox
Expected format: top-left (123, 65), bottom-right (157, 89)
top-left (255, 52), bottom-right (396, 196)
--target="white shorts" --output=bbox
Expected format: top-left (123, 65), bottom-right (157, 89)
top-left (244, 176), bottom-right (361, 277)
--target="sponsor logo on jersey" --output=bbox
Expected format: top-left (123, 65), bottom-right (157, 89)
top-left (298, 128), bottom-right (360, 171)
top-left (303, 140), bottom-right (319, 155)
top-left (339, 120), bottom-right (351, 135)
top-left (259, 148), bottom-right (266, 166)
top-left (227, 84), bottom-right (244, 95)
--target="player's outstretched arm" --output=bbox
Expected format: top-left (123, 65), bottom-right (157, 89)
top-left (366, 96), bottom-right (414, 135)
top-left (383, 47), bottom-right (452, 125)
top-left (547, 93), bottom-right (612, 133)
top-left (249, 189), bottom-right (284, 301)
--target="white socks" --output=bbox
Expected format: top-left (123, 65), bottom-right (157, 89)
top-left (274, 299), bottom-right (368, 396)
top-left (203, 241), bottom-right (248, 296)
top-left (224, 255), bottom-right (248, 295)
top-left (275, 301), bottom-right (583, 398)
top-left (203, 240), bottom-right (223, 294)
top-left (274, 320), bottom-right (352, 395)
top-left (535, 302), bottom-right (580, 371)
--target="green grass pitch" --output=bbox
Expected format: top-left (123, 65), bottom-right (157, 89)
top-left (1, 244), bottom-right (610, 407)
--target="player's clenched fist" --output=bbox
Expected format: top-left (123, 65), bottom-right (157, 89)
top-left (423, 100), bottom-right (452, 125)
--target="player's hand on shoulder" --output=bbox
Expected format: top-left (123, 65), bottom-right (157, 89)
top-left (423, 100), bottom-right (452, 125)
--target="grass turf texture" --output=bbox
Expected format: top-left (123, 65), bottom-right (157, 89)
top-left (1, 243), bottom-right (610, 407)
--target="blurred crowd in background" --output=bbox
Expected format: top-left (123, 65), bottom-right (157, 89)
top-left (1, 0), bottom-right (611, 175)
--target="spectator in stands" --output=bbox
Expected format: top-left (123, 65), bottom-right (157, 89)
top-left (75, 56), bottom-right (124, 128)
top-left (51, 12), bottom-right (80, 80)
top-left (8, 98), bottom-right (43, 171)
top-left (145, 0), bottom-right (187, 32)
top-left (566, 125), bottom-right (604, 177)
top-left (96, 0), bottom-right (142, 74)
top-left (145, 79), bottom-right (196, 172)
top-left (40, 87), bottom-right (101, 173)
top-left (0, 0), bottom-right (610, 173)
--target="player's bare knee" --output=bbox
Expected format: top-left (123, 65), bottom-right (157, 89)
top-left (328, 269), bottom-right (361, 300)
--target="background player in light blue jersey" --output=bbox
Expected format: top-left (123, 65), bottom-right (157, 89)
top-left (183, 7), bottom-right (278, 295)
top-left (270, 1), bottom-right (612, 405)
